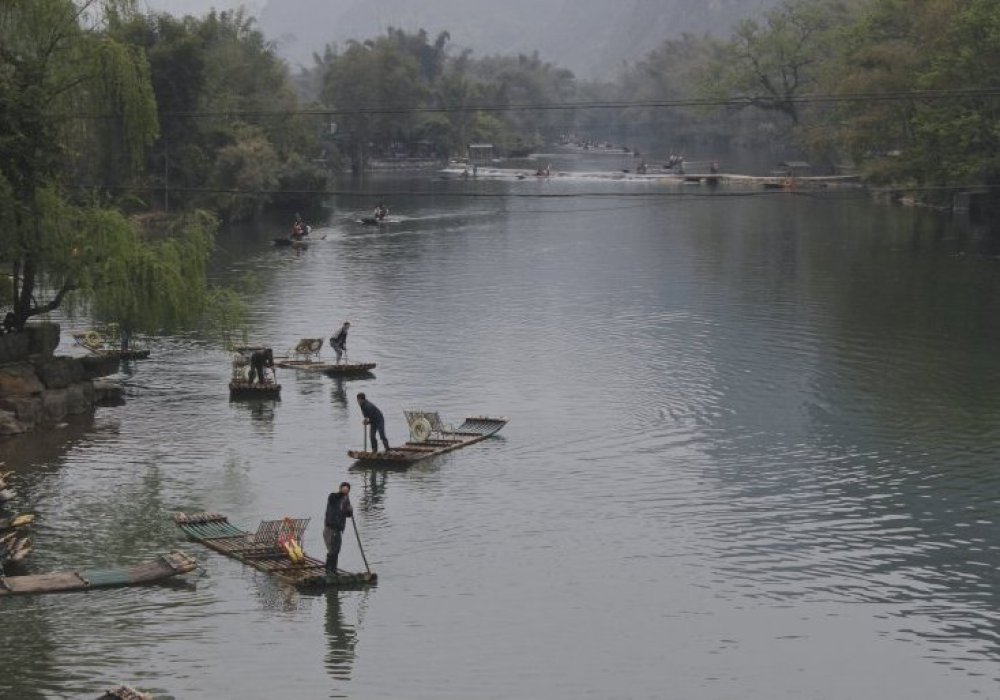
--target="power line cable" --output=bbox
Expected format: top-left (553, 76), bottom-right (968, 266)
top-left (63, 87), bottom-right (1000, 120)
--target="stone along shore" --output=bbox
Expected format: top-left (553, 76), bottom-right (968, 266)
top-left (0, 323), bottom-right (124, 437)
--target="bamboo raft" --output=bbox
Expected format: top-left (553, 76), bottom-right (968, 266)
top-left (348, 412), bottom-right (508, 467)
top-left (71, 331), bottom-right (150, 360)
top-left (98, 686), bottom-right (153, 700)
top-left (274, 338), bottom-right (376, 376)
top-left (229, 346), bottom-right (281, 399)
top-left (229, 380), bottom-right (282, 400)
top-left (175, 512), bottom-right (377, 588)
top-left (273, 359), bottom-right (376, 376)
top-left (0, 470), bottom-right (16, 503)
top-left (0, 513), bottom-right (34, 531)
top-left (0, 551), bottom-right (197, 596)
top-left (0, 512), bottom-right (34, 565)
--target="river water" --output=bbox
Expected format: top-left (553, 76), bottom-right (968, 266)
top-left (2, 170), bottom-right (1000, 699)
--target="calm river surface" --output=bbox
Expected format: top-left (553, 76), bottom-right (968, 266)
top-left (2, 168), bottom-right (1000, 699)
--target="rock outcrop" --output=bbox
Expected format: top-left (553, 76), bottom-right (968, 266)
top-left (0, 323), bottom-right (123, 437)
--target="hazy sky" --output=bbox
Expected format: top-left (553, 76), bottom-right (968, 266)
top-left (135, 0), bottom-right (774, 78)
top-left (139, 0), bottom-right (260, 17)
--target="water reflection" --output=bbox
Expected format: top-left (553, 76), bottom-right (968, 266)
top-left (231, 400), bottom-right (278, 431)
top-left (329, 377), bottom-right (348, 408)
top-left (358, 470), bottom-right (388, 513)
top-left (324, 591), bottom-right (359, 687)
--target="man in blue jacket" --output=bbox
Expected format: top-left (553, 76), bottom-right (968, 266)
top-left (357, 392), bottom-right (389, 452)
top-left (324, 481), bottom-right (353, 576)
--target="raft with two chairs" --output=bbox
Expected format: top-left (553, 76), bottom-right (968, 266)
top-left (175, 512), bottom-right (376, 588)
top-left (273, 338), bottom-right (377, 377)
top-left (348, 411), bottom-right (508, 467)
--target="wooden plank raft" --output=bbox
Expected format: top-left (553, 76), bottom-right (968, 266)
top-left (349, 414), bottom-right (508, 467)
top-left (229, 380), bottom-right (282, 400)
top-left (273, 359), bottom-right (376, 376)
top-left (0, 551), bottom-right (197, 596)
top-left (97, 686), bottom-right (153, 700)
top-left (174, 512), bottom-right (376, 588)
top-left (0, 513), bottom-right (34, 532)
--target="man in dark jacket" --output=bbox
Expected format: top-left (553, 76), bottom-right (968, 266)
top-left (249, 348), bottom-right (274, 384)
top-left (357, 392), bottom-right (389, 452)
top-left (324, 481), bottom-right (353, 575)
top-left (329, 321), bottom-right (350, 363)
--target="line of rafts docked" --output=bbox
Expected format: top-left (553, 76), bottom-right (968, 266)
top-left (0, 470), bottom-right (32, 568)
top-left (0, 470), bottom-right (196, 597)
top-left (228, 338), bottom-right (376, 400)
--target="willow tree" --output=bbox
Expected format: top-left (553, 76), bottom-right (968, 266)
top-left (0, 0), bottom-right (198, 334)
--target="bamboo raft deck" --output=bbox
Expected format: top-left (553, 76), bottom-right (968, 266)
top-left (71, 332), bottom-right (150, 360)
top-left (349, 414), bottom-right (508, 467)
top-left (229, 380), bottom-right (282, 400)
top-left (175, 512), bottom-right (377, 588)
top-left (98, 686), bottom-right (153, 700)
top-left (0, 551), bottom-right (197, 596)
top-left (273, 358), bottom-right (376, 376)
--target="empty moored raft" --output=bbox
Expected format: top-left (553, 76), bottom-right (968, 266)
top-left (348, 412), bottom-right (508, 467)
top-left (175, 512), bottom-right (376, 588)
top-left (71, 331), bottom-right (151, 360)
top-left (0, 551), bottom-right (197, 596)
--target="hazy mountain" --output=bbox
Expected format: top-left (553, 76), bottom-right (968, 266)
top-left (259, 0), bottom-right (778, 77)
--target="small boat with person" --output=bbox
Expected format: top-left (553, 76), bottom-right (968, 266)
top-left (175, 512), bottom-right (376, 588)
top-left (348, 411), bottom-right (508, 467)
top-left (229, 346), bottom-right (281, 400)
top-left (273, 338), bottom-right (377, 377)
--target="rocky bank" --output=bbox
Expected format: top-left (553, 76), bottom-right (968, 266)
top-left (0, 323), bottom-right (124, 437)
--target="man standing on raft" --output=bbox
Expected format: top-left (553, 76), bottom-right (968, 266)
top-left (357, 392), bottom-right (390, 453)
top-left (329, 321), bottom-right (350, 363)
top-left (324, 481), bottom-right (353, 576)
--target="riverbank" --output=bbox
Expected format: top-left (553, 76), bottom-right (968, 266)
top-left (0, 324), bottom-right (124, 437)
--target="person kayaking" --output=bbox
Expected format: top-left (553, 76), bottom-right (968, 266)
top-left (291, 213), bottom-right (308, 239)
top-left (357, 392), bottom-right (389, 453)
top-left (329, 321), bottom-right (350, 363)
top-left (324, 481), bottom-right (353, 576)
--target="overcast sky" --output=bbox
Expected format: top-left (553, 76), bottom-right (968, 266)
top-left (138, 0), bottom-right (260, 17)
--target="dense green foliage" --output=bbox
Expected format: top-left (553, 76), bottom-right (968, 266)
top-left (307, 29), bottom-right (579, 169)
top-left (0, 0), bottom-right (176, 331)
top-left (116, 9), bottom-right (328, 219)
top-left (609, 0), bottom-right (1000, 190)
